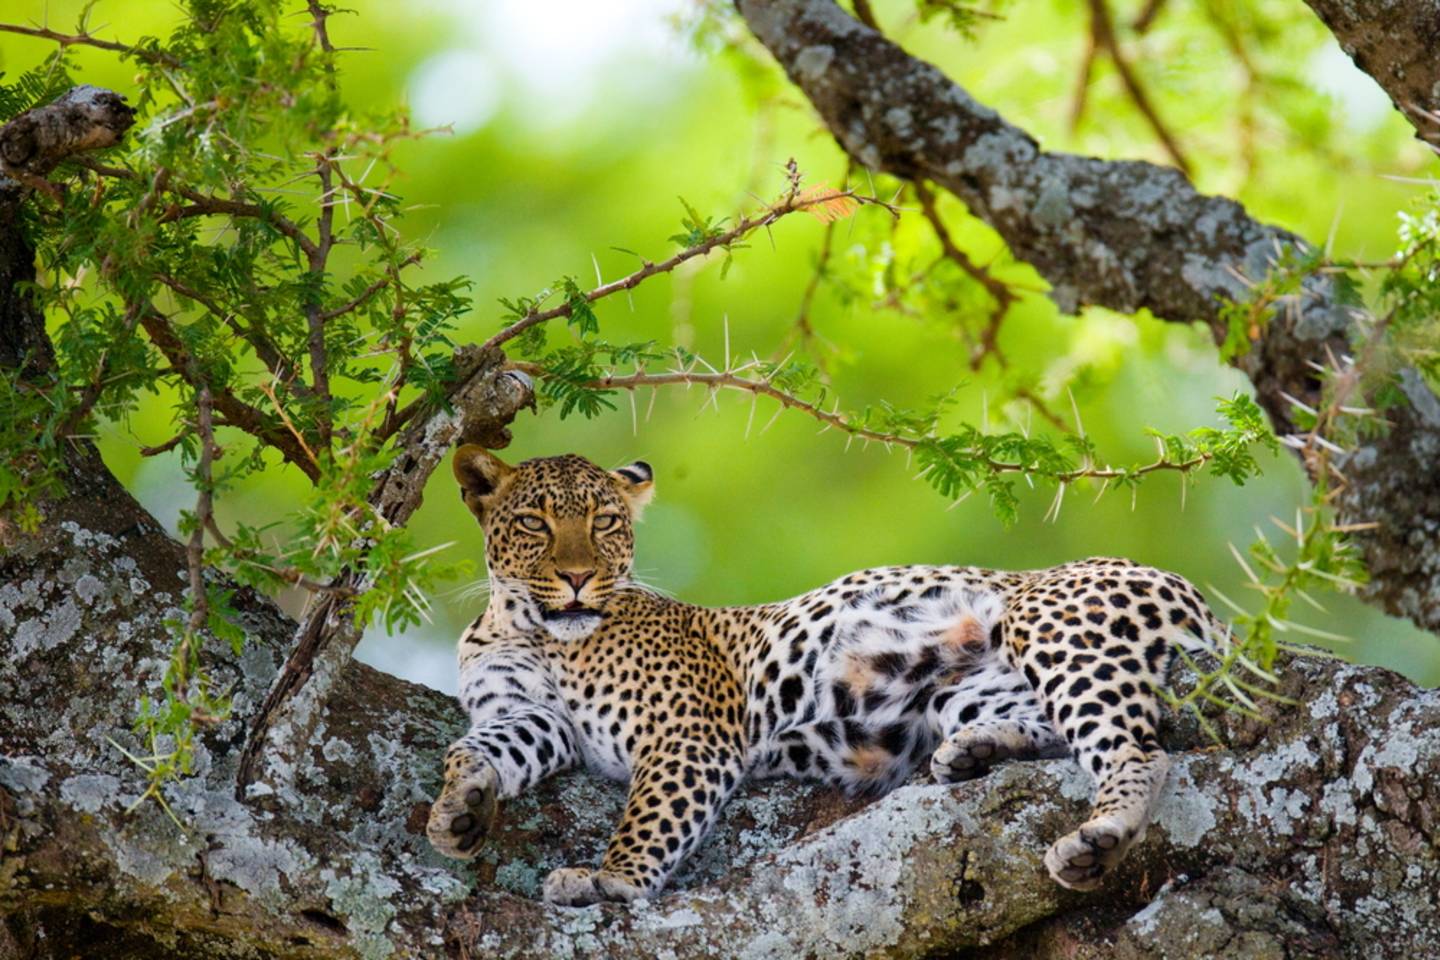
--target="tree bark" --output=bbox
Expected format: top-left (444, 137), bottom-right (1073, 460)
top-left (4, 475), bottom-right (1440, 958)
top-left (735, 0), bottom-right (1440, 638)
top-left (5, 8), bottom-right (1440, 960)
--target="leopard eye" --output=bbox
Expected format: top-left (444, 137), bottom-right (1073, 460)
top-left (592, 514), bottom-right (621, 532)
top-left (516, 515), bottom-right (548, 533)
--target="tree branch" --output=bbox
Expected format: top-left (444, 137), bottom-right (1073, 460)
top-left (0, 85), bottom-right (135, 198)
top-left (586, 364), bottom-right (1210, 483)
top-left (0, 22), bottom-right (180, 67)
top-left (77, 158), bottom-right (324, 262)
top-left (482, 184), bottom-right (896, 352)
top-left (134, 303), bottom-right (322, 482)
top-left (735, 0), bottom-right (1344, 432)
top-left (1079, 0), bottom-right (1192, 175)
top-left (735, 0), bottom-right (1440, 637)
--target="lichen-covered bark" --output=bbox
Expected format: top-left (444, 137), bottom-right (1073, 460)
top-left (0, 84), bottom-right (135, 185)
top-left (5, 477), bottom-right (1440, 959)
top-left (734, 0), bottom-right (1440, 637)
top-left (734, 0), bottom-right (1348, 433)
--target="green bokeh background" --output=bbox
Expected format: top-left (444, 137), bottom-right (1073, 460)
top-left (6, 0), bottom-right (1437, 692)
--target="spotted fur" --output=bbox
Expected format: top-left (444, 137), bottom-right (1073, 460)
top-left (426, 448), bottom-right (1227, 905)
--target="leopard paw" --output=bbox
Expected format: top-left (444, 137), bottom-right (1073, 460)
top-left (542, 867), bottom-right (645, 907)
top-left (931, 732), bottom-right (1014, 783)
top-left (426, 762), bottom-right (498, 859)
top-left (1043, 815), bottom-right (1132, 891)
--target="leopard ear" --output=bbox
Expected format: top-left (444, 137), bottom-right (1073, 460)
top-left (610, 460), bottom-right (654, 519)
top-left (453, 445), bottom-right (513, 519)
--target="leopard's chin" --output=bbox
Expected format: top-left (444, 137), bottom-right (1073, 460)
top-left (540, 606), bottom-right (605, 642)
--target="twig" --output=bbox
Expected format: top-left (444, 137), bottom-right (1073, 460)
top-left (587, 365), bottom-right (1211, 483)
top-left (1069, 27), bottom-right (1100, 133)
top-left (1077, 0), bottom-right (1192, 176)
top-left (175, 386), bottom-right (218, 713)
top-left (60, 302), bottom-right (142, 435)
top-left (153, 273), bottom-right (314, 399)
top-left (777, 163), bottom-right (855, 376)
top-left (319, 250), bottom-right (422, 321)
top-left (134, 302), bottom-right (321, 481)
top-left (139, 430), bottom-right (188, 458)
top-left (77, 159), bottom-right (322, 261)
top-left (200, 513), bottom-right (357, 596)
top-left (307, 153), bottom-right (338, 450)
top-left (851, 0), bottom-right (881, 29)
top-left (913, 182), bottom-right (1016, 370)
top-left (482, 185), bottom-right (898, 353)
top-left (0, 21), bottom-right (181, 67)
top-left (1200, 0), bottom-right (1259, 181)
top-left (1131, 0), bottom-right (1168, 32)
top-left (306, 0), bottom-right (337, 58)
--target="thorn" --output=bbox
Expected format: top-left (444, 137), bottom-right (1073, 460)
top-left (1067, 387), bottom-right (1084, 438)
top-left (1278, 391), bottom-right (1318, 417)
top-left (1228, 542), bottom-right (1260, 585)
top-left (1324, 200), bottom-right (1345, 258)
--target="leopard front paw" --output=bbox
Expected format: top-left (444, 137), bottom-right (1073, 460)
top-left (1044, 814), bottom-right (1133, 891)
top-left (542, 867), bottom-right (646, 907)
top-left (426, 762), bottom-right (499, 859)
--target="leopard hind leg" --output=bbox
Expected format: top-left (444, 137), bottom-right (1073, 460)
top-left (1006, 575), bottom-right (1178, 890)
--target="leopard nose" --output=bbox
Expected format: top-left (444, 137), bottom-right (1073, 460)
top-left (558, 570), bottom-right (594, 592)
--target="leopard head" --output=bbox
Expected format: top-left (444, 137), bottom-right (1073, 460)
top-left (452, 445), bottom-right (654, 641)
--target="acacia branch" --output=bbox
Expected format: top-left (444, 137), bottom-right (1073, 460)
top-left (153, 273), bottom-right (315, 400)
top-left (587, 365), bottom-right (1211, 483)
top-left (0, 21), bottom-right (181, 67)
top-left (307, 154), bottom-right (338, 450)
top-left (77, 158), bottom-right (324, 261)
top-left (912, 181), bottom-right (1017, 370)
top-left (735, 0), bottom-right (1344, 435)
top-left (179, 387), bottom-right (217, 696)
top-left (1079, 0), bottom-right (1192, 175)
top-left (134, 303), bottom-right (321, 482)
top-left (319, 250), bottom-right (423, 322)
top-left (482, 185), bottom-right (897, 352)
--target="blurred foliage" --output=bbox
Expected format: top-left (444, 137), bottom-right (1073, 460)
top-left (2, 0), bottom-right (1437, 744)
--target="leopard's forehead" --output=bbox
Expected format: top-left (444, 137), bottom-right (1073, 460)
top-left (503, 454), bottom-right (621, 516)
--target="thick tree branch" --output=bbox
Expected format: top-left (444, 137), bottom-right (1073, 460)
top-left (736, 0), bottom-right (1346, 431)
top-left (0, 85), bottom-right (134, 198)
top-left (735, 0), bottom-right (1440, 637)
top-left (5, 472), bottom-right (1440, 958)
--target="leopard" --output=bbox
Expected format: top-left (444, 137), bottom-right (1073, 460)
top-left (425, 446), bottom-right (1229, 907)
